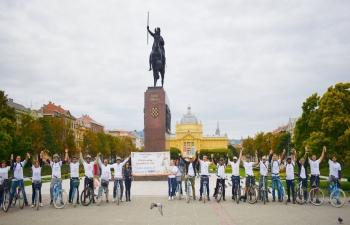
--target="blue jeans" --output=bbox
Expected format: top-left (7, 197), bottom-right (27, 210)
top-left (286, 179), bottom-right (295, 200)
top-left (10, 180), bottom-right (28, 204)
top-left (168, 177), bottom-right (176, 197)
top-left (231, 175), bottom-right (240, 195)
top-left (271, 176), bottom-right (281, 200)
top-left (200, 175), bottom-right (210, 197)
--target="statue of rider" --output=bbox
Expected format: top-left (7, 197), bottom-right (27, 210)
top-left (147, 26), bottom-right (165, 71)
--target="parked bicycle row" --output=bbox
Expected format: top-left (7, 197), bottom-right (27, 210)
top-left (0, 149), bottom-right (132, 211)
top-left (172, 147), bottom-right (346, 208)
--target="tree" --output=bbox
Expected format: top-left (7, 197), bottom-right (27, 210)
top-left (82, 129), bottom-right (98, 157)
top-left (0, 91), bottom-right (16, 160)
top-left (170, 147), bottom-right (181, 160)
top-left (228, 145), bottom-right (238, 156)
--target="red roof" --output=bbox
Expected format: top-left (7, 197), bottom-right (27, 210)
top-left (38, 102), bottom-right (76, 119)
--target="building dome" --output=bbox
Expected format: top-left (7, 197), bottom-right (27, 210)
top-left (180, 105), bottom-right (198, 124)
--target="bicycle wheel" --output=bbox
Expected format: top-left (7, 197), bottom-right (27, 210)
top-left (309, 187), bottom-right (324, 206)
top-left (116, 186), bottom-right (120, 205)
top-left (216, 186), bottom-right (222, 202)
top-left (178, 184), bottom-right (181, 200)
top-left (295, 186), bottom-right (308, 205)
top-left (247, 187), bottom-right (257, 204)
top-left (330, 189), bottom-right (346, 208)
top-left (54, 190), bottom-right (67, 209)
top-left (73, 188), bottom-right (78, 207)
top-left (203, 185), bottom-right (206, 203)
top-left (186, 186), bottom-right (191, 203)
top-left (236, 184), bottom-right (240, 204)
top-left (96, 187), bottom-right (103, 206)
top-left (35, 189), bottom-right (39, 210)
top-left (263, 190), bottom-right (266, 205)
top-left (18, 189), bottom-right (24, 209)
top-left (2, 191), bottom-right (11, 212)
top-left (80, 187), bottom-right (93, 206)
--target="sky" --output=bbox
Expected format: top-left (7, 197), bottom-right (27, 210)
top-left (1, 1), bottom-right (349, 139)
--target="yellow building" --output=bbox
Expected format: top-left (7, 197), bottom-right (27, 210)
top-left (170, 105), bottom-right (228, 155)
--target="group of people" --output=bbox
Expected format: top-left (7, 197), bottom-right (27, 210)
top-left (168, 146), bottom-right (342, 204)
top-left (0, 149), bottom-right (133, 209)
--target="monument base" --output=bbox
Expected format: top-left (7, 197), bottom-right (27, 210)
top-left (133, 175), bottom-right (168, 181)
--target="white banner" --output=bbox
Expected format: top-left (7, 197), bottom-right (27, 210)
top-left (131, 152), bottom-right (170, 176)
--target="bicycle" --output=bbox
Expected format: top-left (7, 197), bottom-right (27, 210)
top-left (114, 178), bottom-right (122, 205)
top-left (231, 176), bottom-right (242, 204)
top-left (246, 175), bottom-right (258, 204)
top-left (81, 177), bottom-right (94, 206)
top-left (258, 175), bottom-right (269, 204)
top-left (71, 178), bottom-right (81, 207)
top-left (214, 175), bottom-right (228, 202)
top-left (96, 179), bottom-right (109, 206)
top-left (329, 177), bottom-right (346, 208)
top-left (271, 176), bottom-right (287, 203)
top-left (32, 179), bottom-right (42, 210)
top-left (294, 173), bottom-right (308, 205)
top-left (175, 176), bottom-right (182, 200)
top-left (201, 175), bottom-right (209, 203)
top-left (11, 178), bottom-right (25, 209)
top-left (52, 179), bottom-right (67, 209)
top-left (309, 177), bottom-right (325, 206)
top-left (185, 175), bottom-right (194, 203)
top-left (1, 178), bottom-right (12, 212)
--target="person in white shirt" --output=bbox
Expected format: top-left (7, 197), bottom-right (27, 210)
top-left (198, 150), bottom-right (213, 201)
top-left (10, 153), bottom-right (30, 206)
top-left (97, 153), bottom-right (112, 203)
top-left (28, 151), bottom-right (44, 207)
top-left (79, 151), bottom-right (97, 204)
top-left (325, 151), bottom-right (342, 199)
top-left (45, 153), bottom-right (64, 205)
top-left (227, 148), bottom-right (243, 200)
top-left (111, 155), bottom-right (130, 202)
top-left (168, 160), bottom-right (178, 200)
top-left (308, 146), bottom-right (325, 203)
top-left (0, 158), bottom-right (12, 207)
top-left (212, 155), bottom-right (228, 201)
top-left (174, 159), bottom-right (184, 199)
top-left (258, 155), bottom-right (269, 202)
top-left (243, 151), bottom-right (258, 202)
top-left (295, 149), bottom-right (308, 202)
top-left (65, 149), bottom-right (81, 204)
top-left (285, 149), bottom-right (297, 204)
top-left (179, 152), bottom-right (199, 200)
top-left (268, 149), bottom-right (286, 202)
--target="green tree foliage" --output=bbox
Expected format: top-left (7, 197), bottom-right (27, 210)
top-left (199, 149), bottom-right (232, 161)
top-left (0, 91), bottom-right (16, 160)
top-left (228, 145), bottom-right (238, 156)
top-left (294, 82), bottom-right (350, 166)
top-left (170, 147), bottom-right (181, 160)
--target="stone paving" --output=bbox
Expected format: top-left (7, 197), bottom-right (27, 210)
top-left (1, 177), bottom-right (349, 225)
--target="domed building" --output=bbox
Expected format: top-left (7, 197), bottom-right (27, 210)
top-left (170, 105), bottom-right (228, 155)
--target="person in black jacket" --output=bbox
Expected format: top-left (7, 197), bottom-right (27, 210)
top-left (179, 152), bottom-right (199, 200)
top-left (296, 149), bottom-right (308, 199)
top-left (124, 161), bottom-right (132, 202)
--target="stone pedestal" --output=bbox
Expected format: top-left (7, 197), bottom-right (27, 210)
top-left (144, 87), bottom-right (171, 152)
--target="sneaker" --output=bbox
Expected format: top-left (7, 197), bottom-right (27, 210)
top-left (120, 199), bottom-right (124, 202)
top-left (168, 197), bottom-right (171, 201)
top-left (208, 197), bottom-right (210, 201)
top-left (316, 199), bottom-right (321, 204)
top-left (199, 197), bottom-right (202, 201)
top-left (287, 199), bottom-right (291, 203)
top-left (272, 199), bottom-right (276, 202)
top-left (193, 197), bottom-right (196, 200)
top-left (112, 198), bottom-right (115, 203)
top-left (31, 204), bottom-right (34, 208)
top-left (106, 199), bottom-right (109, 203)
top-left (50, 200), bottom-right (53, 205)
top-left (25, 202), bottom-right (30, 207)
top-left (278, 199), bottom-right (282, 202)
top-left (171, 196), bottom-right (173, 200)
top-left (40, 203), bottom-right (43, 207)
top-left (232, 196), bottom-right (234, 200)
top-left (309, 199), bottom-right (312, 203)
top-left (223, 197), bottom-right (226, 201)
top-left (292, 200), bottom-right (296, 204)
top-left (68, 200), bottom-right (71, 204)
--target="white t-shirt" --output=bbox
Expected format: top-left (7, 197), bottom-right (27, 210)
top-left (0, 166), bottom-right (11, 183)
top-left (243, 161), bottom-right (254, 176)
top-left (13, 160), bottom-right (26, 180)
top-left (168, 166), bottom-right (178, 178)
top-left (176, 166), bottom-right (182, 177)
top-left (200, 161), bottom-right (211, 176)
top-left (50, 161), bottom-right (62, 178)
top-left (188, 163), bottom-right (195, 176)
top-left (328, 160), bottom-right (341, 178)
top-left (228, 159), bottom-right (240, 176)
top-left (309, 159), bottom-right (320, 175)
top-left (285, 162), bottom-right (295, 180)
top-left (300, 165), bottom-right (306, 179)
top-left (32, 166), bottom-right (42, 181)
top-left (97, 157), bottom-right (112, 181)
top-left (83, 161), bottom-right (95, 178)
top-left (69, 162), bottom-right (80, 178)
top-left (270, 160), bottom-right (281, 175)
top-left (217, 164), bottom-right (226, 178)
top-left (259, 161), bottom-right (269, 176)
top-left (111, 158), bottom-right (129, 179)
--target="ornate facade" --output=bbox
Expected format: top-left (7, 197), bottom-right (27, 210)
top-left (170, 105), bottom-right (228, 155)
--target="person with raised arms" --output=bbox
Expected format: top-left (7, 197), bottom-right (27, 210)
top-left (97, 153), bottom-right (112, 203)
top-left (0, 157), bottom-right (13, 207)
top-left (179, 152), bottom-right (199, 200)
top-left (227, 148), bottom-right (243, 201)
top-left (258, 155), bottom-right (269, 202)
top-left (268, 149), bottom-right (286, 202)
top-left (79, 150), bottom-right (97, 204)
top-left (197, 150), bottom-right (214, 201)
top-left (65, 149), bottom-right (81, 204)
top-left (308, 146), bottom-right (326, 203)
top-left (44, 152), bottom-right (65, 205)
top-left (285, 149), bottom-right (297, 204)
top-left (10, 153), bottom-right (30, 207)
top-left (28, 151), bottom-right (44, 207)
top-left (111, 155), bottom-right (130, 202)
top-left (242, 151), bottom-right (258, 202)
top-left (212, 154), bottom-right (228, 201)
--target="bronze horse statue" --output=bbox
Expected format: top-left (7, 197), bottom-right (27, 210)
top-left (147, 26), bottom-right (166, 87)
